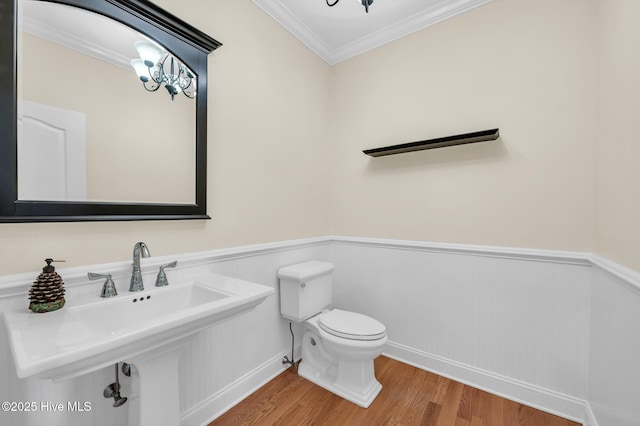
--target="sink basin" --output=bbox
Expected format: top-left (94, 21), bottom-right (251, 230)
top-left (69, 282), bottom-right (230, 335)
top-left (3, 273), bottom-right (274, 381)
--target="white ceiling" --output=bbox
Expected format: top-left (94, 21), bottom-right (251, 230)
top-left (252, 0), bottom-right (494, 65)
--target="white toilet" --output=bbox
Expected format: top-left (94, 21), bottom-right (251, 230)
top-left (278, 261), bottom-right (387, 408)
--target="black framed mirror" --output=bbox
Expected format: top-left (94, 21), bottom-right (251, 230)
top-left (0, 0), bottom-right (221, 222)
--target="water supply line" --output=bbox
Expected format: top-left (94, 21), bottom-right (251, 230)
top-left (103, 362), bottom-right (128, 407)
top-left (281, 322), bottom-right (299, 369)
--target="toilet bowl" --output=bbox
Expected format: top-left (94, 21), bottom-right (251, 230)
top-left (278, 261), bottom-right (387, 408)
top-left (298, 309), bottom-right (387, 408)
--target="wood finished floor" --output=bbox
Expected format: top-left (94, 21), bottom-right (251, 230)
top-left (210, 356), bottom-right (581, 426)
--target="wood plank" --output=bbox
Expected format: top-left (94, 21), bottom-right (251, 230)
top-left (436, 380), bottom-right (465, 425)
top-left (372, 355), bottom-right (435, 425)
top-left (457, 385), bottom-right (476, 421)
top-left (430, 375), bottom-right (451, 405)
top-left (420, 401), bottom-right (442, 426)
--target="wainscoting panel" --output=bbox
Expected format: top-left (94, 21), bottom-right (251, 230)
top-left (587, 259), bottom-right (640, 426)
top-left (3, 237), bottom-right (640, 426)
top-left (178, 243), bottom-right (331, 425)
top-left (329, 237), bottom-right (592, 421)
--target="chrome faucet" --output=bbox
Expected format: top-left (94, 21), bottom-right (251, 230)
top-left (130, 242), bottom-right (150, 292)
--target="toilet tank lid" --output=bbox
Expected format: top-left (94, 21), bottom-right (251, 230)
top-left (278, 261), bottom-right (335, 282)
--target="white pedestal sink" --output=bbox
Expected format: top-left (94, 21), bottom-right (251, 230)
top-left (3, 273), bottom-right (274, 426)
top-left (127, 339), bottom-right (187, 426)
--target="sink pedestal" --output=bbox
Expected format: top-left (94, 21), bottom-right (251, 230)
top-left (128, 339), bottom-right (188, 426)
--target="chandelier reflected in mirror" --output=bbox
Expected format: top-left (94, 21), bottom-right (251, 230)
top-left (130, 41), bottom-right (196, 101)
top-left (326, 0), bottom-right (374, 13)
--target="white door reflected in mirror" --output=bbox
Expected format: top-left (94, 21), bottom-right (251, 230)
top-left (17, 100), bottom-right (87, 201)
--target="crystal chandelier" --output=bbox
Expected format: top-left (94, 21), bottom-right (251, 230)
top-left (326, 0), bottom-right (374, 13)
top-left (130, 41), bottom-right (195, 101)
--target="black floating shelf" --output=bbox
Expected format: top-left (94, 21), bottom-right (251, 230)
top-left (363, 128), bottom-right (500, 157)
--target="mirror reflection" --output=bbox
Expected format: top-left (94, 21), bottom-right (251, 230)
top-left (17, 0), bottom-right (196, 204)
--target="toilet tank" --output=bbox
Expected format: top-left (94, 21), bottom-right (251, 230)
top-left (278, 261), bottom-right (335, 322)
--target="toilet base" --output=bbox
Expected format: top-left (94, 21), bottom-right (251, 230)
top-left (298, 359), bottom-right (382, 408)
top-left (297, 316), bottom-right (385, 408)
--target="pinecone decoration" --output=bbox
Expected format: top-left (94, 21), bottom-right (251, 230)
top-left (28, 259), bottom-right (66, 313)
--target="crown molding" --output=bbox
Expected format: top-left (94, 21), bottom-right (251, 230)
top-left (252, 0), bottom-right (494, 65)
top-left (332, 0), bottom-right (494, 64)
top-left (21, 16), bottom-right (133, 71)
top-left (251, 0), bottom-right (335, 63)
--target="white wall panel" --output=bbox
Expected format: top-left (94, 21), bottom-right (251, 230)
top-left (588, 262), bottom-right (640, 426)
top-left (330, 238), bottom-right (592, 409)
top-left (178, 242), bottom-right (332, 418)
top-left (2, 237), bottom-right (640, 426)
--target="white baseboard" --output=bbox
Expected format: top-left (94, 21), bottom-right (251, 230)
top-left (584, 402), bottom-right (599, 426)
top-left (180, 351), bottom-right (292, 426)
top-left (383, 341), bottom-right (587, 424)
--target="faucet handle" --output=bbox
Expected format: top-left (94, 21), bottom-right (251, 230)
top-left (88, 272), bottom-right (118, 298)
top-left (155, 261), bottom-right (177, 287)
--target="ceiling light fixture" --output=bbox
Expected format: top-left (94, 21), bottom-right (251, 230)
top-left (326, 0), bottom-right (374, 13)
top-left (130, 41), bottom-right (195, 101)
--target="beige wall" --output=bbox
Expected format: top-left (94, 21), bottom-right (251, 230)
top-left (329, 0), bottom-right (598, 252)
top-left (3, 0), bottom-right (639, 276)
top-left (0, 0), bottom-right (332, 274)
top-left (595, 0), bottom-right (640, 271)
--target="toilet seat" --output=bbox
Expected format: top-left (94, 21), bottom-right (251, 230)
top-left (318, 309), bottom-right (386, 341)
